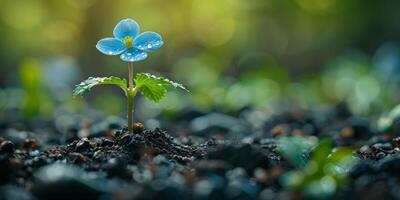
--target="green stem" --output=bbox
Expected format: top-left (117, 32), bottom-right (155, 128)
top-left (127, 62), bottom-right (134, 133)
top-left (127, 91), bottom-right (134, 133)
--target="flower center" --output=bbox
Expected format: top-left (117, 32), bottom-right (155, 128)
top-left (123, 36), bottom-right (134, 47)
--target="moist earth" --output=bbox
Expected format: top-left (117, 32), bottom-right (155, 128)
top-left (0, 105), bottom-right (399, 200)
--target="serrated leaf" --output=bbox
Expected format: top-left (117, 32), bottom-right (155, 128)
top-left (134, 73), bottom-right (188, 103)
top-left (73, 76), bottom-right (127, 96)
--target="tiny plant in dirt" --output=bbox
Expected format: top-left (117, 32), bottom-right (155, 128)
top-left (73, 18), bottom-right (188, 133)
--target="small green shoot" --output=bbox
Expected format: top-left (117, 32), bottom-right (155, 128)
top-left (278, 137), bottom-right (357, 199)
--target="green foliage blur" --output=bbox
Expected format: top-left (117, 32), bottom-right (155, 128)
top-left (1, 0), bottom-right (400, 119)
top-left (278, 137), bottom-right (356, 199)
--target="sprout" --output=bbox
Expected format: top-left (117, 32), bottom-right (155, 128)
top-left (278, 138), bottom-right (357, 199)
top-left (73, 18), bottom-right (188, 133)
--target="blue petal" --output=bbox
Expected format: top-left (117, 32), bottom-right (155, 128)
top-left (120, 48), bottom-right (148, 62)
top-left (134, 31), bottom-right (164, 51)
top-left (113, 18), bottom-right (140, 40)
top-left (96, 38), bottom-right (126, 55)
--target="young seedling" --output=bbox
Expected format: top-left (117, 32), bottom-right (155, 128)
top-left (73, 18), bottom-right (188, 134)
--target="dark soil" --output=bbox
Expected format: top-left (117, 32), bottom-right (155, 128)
top-left (1, 105), bottom-right (400, 200)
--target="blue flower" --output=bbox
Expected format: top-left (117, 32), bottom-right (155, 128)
top-left (96, 18), bottom-right (164, 62)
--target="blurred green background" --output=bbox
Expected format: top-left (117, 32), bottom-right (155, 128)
top-left (1, 0), bottom-right (400, 120)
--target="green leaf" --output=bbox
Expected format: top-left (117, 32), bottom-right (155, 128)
top-left (134, 73), bottom-right (188, 103)
top-left (277, 136), bottom-right (318, 169)
top-left (73, 76), bottom-right (127, 96)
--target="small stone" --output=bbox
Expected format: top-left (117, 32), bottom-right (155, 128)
top-left (372, 143), bottom-right (393, 150)
top-left (33, 163), bottom-right (105, 199)
top-left (291, 129), bottom-right (304, 137)
top-left (0, 141), bottom-right (15, 154)
top-left (133, 122), bottom-right (144, 134)
top-left (93, 150), bottom-right (102, 159)
top-left (114, 129), bottom-right (123, 138)
top-left (119, 134), bottom-right (132, 145)
top-left (24, 138), bottom-right (38, 151)
top-left (226, 167), bottom-right (247, 180)
top-left (254, 168), bottom-right (268, 183)
top-left (56, 154), bottom-right (64, 160)
top-left (101, 138), bottom-right (114, 147)
top-left (393, 137), bottom-right (400, 148)
top-left (341, 127), bottom-right (354, 138)
top-left (270, 167), bottom-right (283, 180)
top-left (32, 156), bottom-right (48, 167)
top-left (271, 125), bottom-right (286, 138)
top-left (376, 152), bottom-right (386, 159)
top-left (68, 152), bottom-right (88, 164)
top-left (359, 145), bottom-right (372, 154)
top-left (383, 132), bottom-right (393, 140)
top-left (75, 138), bottom-right (91, 152)
top-left (30, 150), bottom-right (40, 157)
top-left (9, 158), bottom-right (22, 167)
top-left (66, 141), bottom-right (78, 150)
top-left (378, 155), bottom-right (400, 175)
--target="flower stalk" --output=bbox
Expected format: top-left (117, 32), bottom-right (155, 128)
top-left (127, 62), bottom-right (134, 133)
